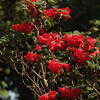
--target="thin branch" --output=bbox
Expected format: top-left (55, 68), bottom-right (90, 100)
top-left (86, 80), bottom-right (100, 96)
top-left (21, 60), bottom-right (42, 79)
top-left (74, 68), bottom-right (100, 96)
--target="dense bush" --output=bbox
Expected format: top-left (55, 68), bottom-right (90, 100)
top-left (0, 0), bottom-right (100, 100)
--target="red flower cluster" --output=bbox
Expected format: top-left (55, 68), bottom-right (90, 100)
top-left (39, 87), bottom-right (82, 100)
top-left (34, 44), bottom-right (42, 51)
top-left (64, 34), bottom-right (98, 65)
top-left (29, 0), bottom-right (38, 2)
top-left (58, 87), bottom-right (82, 100)
top-left (43, 8), bottom-right (58, 18)
top-left (25, 0), bottom-right (38, 7)
top-left (24, 52), bottom-right (41, 62)
top-left (48, 59), bottom-right (63, 74)
top-left (28, 6), bottom-right (40, 17)
top-left (48, 59), bottom-right (71, 74)
top-left (64, 34), bottom-right (97, 50)
top-left (39, 91), bottom-right (57, 100)
top-left (38, 33), bottom-right (99, 65)
top-left (72, 48), bottom-right (91, 66)
top-left (64, 34), bottom-right (85, 48)
top-left (25, 0), bottom-right (40, 18)
top-left (38, 33), bottom-right (66, 51)
top-left (12, 23), bottom-right (33, 34)
top-left (43, 7), bottom-right (71, 20)
top-left (63, 64), bottom-right (72, 72)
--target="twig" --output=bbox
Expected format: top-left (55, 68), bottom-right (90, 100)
top-left (40, 62), bottom-right (49, 91)
top-left (86, 80), bottom-right (100, 96)
top-left (21, 60), bottom-right (42, 79)
top-left (74, 68), bottom-right (100, 96)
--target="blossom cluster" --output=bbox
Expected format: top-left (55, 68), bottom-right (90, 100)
top-left (39, 91), bottom-right (57, 100)
top-left (25, 0), bottom-right (71, 20)
top-left (37, 33), bottom-right (98, 65)
top-left (24, 0), bottom-right (40, 18)
top-left (39, 87), bottom-right (82, 100)
top-left (24, 52), bottom-right (41, 62)
top-left (64, 34), bottom-right (98, 65)
top-left (23, 33), bottom-right (100, 75)
top-left (12, 0), bottom-right (71, 35)
top-left (37, 33), bottom-right (66, 51)
top-left (12, 23), bottom-right (33, 34)
top-left (43, 7), bottom-right (71, 20)
top-left (48, 59), bottom-right (71, 74)
top-left (38, 33), bottom-right (99, 66)
top-left (21, 31), bottom-right (100, 75)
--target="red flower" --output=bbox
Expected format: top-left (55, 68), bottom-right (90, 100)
top-left (48, 59), bottom-right (63, 74)
top-left (24, 52), bottom-right (41, 62)
top-left (67, 47), bottom-right (74, 52)
top-left (90, 49), bottom-right (100, 57)
top-left (63, 64), bottom-right (72, 72)
top-left (25, 0), bottom-right (40, 17)
top-left (39, 29), bottom-right (46, 34)
top-left (12, 23), bottom-right (33, 34)
top-left (58, 87), bottom-right (71, 99)
top-left (30, 0), bottom-right (38, 2)
top-left (39, 94), bottom-right (48, 100)
top-left (72, 48), bottom-right (91, 65)
top-left (48, 41), bottom-right (60, 52)
top-left (86, 37), bottom-right (96, 46)
top-left (71, 88), bottom-right (82, 99)
top-left (32, 8), bottom-right (40, 18)
top-left (37, 35), bottom-right (47, 44)
top-left (34, 21), bottom-right (41, 28)
top-left (47, 40), bottom-right (67, 52)
top-left (34, 44), bottom-right (42, 51)
top-left (43, 7), bottom-right (71, 20)
top-left (58, 87), bottom-right (82, 100)
top-left (43, 8), bottom-right (57, 18)
top-left (57, 8), bottom-right (71, 21)
top-left (83, 44), bottom-right (95, 52)
top-left (28, 5), bottom-right (40, 17)
top-left (64, 34), bottom-right (85, 48)
top-left (37, 33), bottom-right (60, 44)
top-left (39, 91), bottom-right (57, 100)
top-left (38, 33), bottom-right (65, 51)
top-left (48, 91), bottom-right (57, 100)
top-left (25, 0), bottom-right (38, 7)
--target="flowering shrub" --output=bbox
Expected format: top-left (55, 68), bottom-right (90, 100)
top-left (10, 0), bottom-right (100, 100)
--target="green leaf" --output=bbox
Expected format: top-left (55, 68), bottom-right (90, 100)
top-left (48, 0), bottom-right (57, 5)
top-left (5, 68), bottom-right (11, 74)
top-left (96, 65), bottom-right (100, 69)
top-left (0, 89), bottom-right (9, 99)
top-left (45, 18), bottom-right (55, 27)
top-left (96, 42), bottom-right (100, 48)
top-left (87, 61), bottom-right (96, 68)
top-left (89, 48), bottom-right (96, 53)
top-left (0, 33), bottom-right (15, 44)
top-left (88, 92), bottom-right (97, 99)
top-left (1, 81), bottom-right (8, 87)
top-left (89, 20), bottom-right (100, 26)
top-left (59, 10), bottom-right (66, 12)
top-left (35, 1), bottom-right (43, 5)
